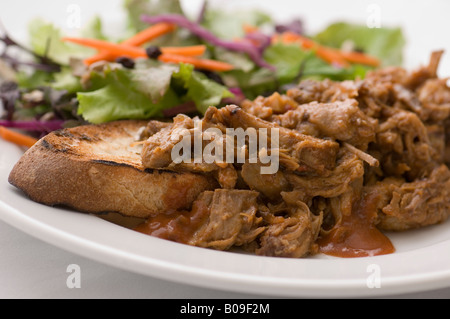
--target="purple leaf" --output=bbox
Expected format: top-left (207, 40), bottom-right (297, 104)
top-left (141, 14), bottom-right (275, 71)
top-left (0, 119), bottom-right (64, 133)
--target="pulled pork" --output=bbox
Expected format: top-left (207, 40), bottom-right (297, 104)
top-left (136, 51), bottom-right (450, 258)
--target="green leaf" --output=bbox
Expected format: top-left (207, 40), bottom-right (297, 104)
top-left (77, 64), bottom-right (179, 123)
top-left (172, 63), bottom-right (234, 114)
top-left (131, 64), bottom-right (179, 103)
top-left (76, 61), bottom-right (232, 123)
top-left (188, 71), bottom-right (234, 114)
top-left (28, 18), bottom-right (94, 65)
top-left (81, 16), bottom-right (109, 41)
top-left (124, 0), bottom-right (184, 33)
top-left (16, 69), bottom-right (54, 89)
top-left (77, 82), bottom-right (180, 124)
top-left (202, 8), bottom-right (272, 40)
top-left (301, 56), bottom-right (372, 81)
top-left (213, 47), bottom-right (255, 72)
top-left (50, 67), bottom-right (83, 93)
top-left (263, 43), bottom-right (312, 85)
top-left (222, 68), bottom-right (278, 101)
top-left (314, 22), bottom-right (406, 66)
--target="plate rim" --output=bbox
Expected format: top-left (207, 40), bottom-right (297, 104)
top-left (2, 188), bottom-right (450, 298)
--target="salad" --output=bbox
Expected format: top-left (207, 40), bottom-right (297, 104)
top-left (0, 0), bottom-right (405, 142)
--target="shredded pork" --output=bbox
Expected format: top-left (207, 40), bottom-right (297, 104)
top-left (136, 51), bottom-right (450, 258)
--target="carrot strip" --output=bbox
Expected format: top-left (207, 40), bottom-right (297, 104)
top-left (278, 31), bottom-right (376, 68)
top-left (0, 126), bottom-right (38, 148)
top-left (277, 31), bottom-right (380, 67)
top-left (279, 32), bottom-right (349, 67)
top-left (340, 51), bottom-right (380, 67)
top-left (63, 37), bottom-right (232, 72)
top-left (159, 45), bottom-right (206, 57)
top-left (64, 38), bottom-right (207, 64)
top-left (315, 47), bottom-right (350, 68)
top-left (84, 23), bottom-right (176, 65)
top-left (124, 23), bottom-right (176, 47)
top-left (63, 37), bottom-right (148, 58)
top-left (280, 31), bottom-right (315, 49)
top-left (84, 54), bottom-right (110, 66)
top-left (158, 53), bottom-right (234, 72)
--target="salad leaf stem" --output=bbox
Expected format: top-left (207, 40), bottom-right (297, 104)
top-left (0, 21), bottom-right (61, 73)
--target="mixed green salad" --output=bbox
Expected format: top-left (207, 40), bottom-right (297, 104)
top-left (0, 0), bottom-right (405, 139)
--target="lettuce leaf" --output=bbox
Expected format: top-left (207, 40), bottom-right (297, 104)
top-left (314, 22), bottom-right (406, 66)
top-left (77, 85), bottom-right (181, 124)
top-left (28, 18), bottom-right (95, 65)
top-left (49, 67), bottom-right (84, 93)
top-left (223, 67), bottom-right (278, 100)
top-left (201, 8), bottom-right (272, 40)
top-left (16, 69), bottom-right (55, 89)
top-left (131, 63), bottom-right (179, 103)
top-left (172, 63), bottom-right (234, 114)
top-left (80, 15), bottom-right (109, 41)
top-left (224, 40), bottom-right (375, 100)
top-left (124, 0), bottom-right (184, 33)
top-left (76, 62), bottom-right (233, 124)
top-left (263, 43), bottom-right (312, 85)
top-left (301, 56), bottom-right (372, 81)
top-left (77, 66), bottom-right (181, 124)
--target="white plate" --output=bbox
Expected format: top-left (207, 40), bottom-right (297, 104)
top-left (1, 0), bottom-right (450, 298)
top-left (2, 139), bottom-right (450, 298)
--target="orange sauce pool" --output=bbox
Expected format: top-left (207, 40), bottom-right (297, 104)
top-left (318, 191), bottom-right (395, 258)
top-left (134, 200), bottom-right (210, 244)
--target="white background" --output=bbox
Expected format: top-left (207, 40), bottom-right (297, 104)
top-left (1, 0), bottom-right (450, 299)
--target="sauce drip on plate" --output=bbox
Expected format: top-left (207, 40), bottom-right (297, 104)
top-left (134, 201), bottom-right (209, 244)
top-left (318, 191), bottom-right (395, 258)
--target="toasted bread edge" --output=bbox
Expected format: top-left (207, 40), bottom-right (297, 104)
top-left (8, 121), bottom-right (218, 218)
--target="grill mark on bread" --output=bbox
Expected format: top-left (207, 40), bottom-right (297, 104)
top-left (53, 130), bottom-right (75, 138)
top-left (90, 159), bottom-right (136, 168)
top-left (40, 139), bottom-right (53, 150)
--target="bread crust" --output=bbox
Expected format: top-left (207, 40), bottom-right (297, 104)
top-left (8, 120), bottom-right (218, 218)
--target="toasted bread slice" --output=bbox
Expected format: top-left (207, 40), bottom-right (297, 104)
top-left (8, 120), bottom-right (218, 218)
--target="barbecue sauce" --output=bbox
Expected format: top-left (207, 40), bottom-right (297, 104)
top-left (134, 201), bottom-right (210, 244)
top-left (318, 191), bottom-right (395, 258)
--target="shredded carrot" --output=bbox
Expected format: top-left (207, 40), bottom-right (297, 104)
top-left (123, 23), bottom-right (176, 47)
top-left (0, 126), bottom-right (38, 148)
top-left (63, 37), bottom-right (232, 72)
top-left (315, 47), bottom-right (350, 68)
top-left (84, 54), bottom-right (108, 66)
top-left (278, 32), bottom-right (349, 67)
top-left (340, 51), bottom-right (380, 67)
top-left (279, 31), bottom-right (315, 49)
top-left (63, 37), bottom-right (207, 63)
top-left (159, 45), bottom-right (206, 57)
top-left (84, 23), bottom-right (176, 65)
top-left (158, 53), bottom-right (234, 72)
top-left (63, 37), bottom-right (148, 58)
top-left (276, 31), bottom-right (379, 68)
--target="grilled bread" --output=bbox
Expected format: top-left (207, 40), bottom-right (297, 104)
top-left (8, 120), bottom-right (218, 218)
